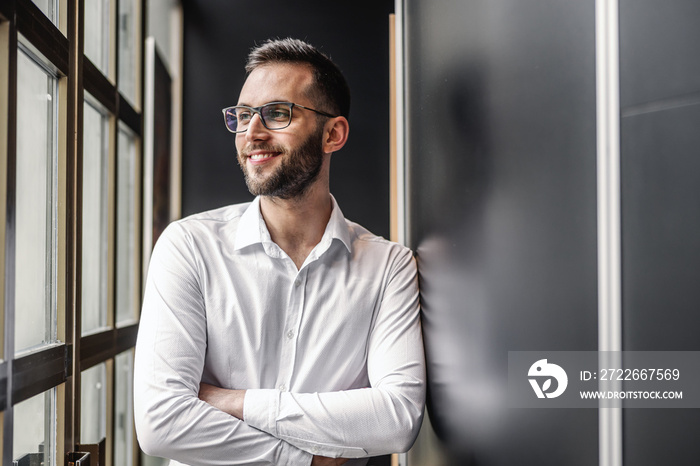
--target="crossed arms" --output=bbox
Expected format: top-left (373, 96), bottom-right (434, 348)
top-left (134, 224), bottom-right (426, 466)
top-left (197, 385), bottom-right (346, 466)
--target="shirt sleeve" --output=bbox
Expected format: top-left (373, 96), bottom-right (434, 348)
top-left (134, 223), bottom-right (312, 466)
top-left (243, 247), bottom-right (426, 458)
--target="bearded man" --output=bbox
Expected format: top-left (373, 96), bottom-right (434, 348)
top-left (134, 38), bottom-right (426, 466)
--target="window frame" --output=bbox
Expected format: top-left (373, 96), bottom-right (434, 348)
top-left (0, 0), bottom-right (146, 463)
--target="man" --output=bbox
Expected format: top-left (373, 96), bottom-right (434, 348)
top-left (134, 38), bottom-right (425, 466)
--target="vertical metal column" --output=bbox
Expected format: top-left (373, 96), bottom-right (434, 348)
top-left (393, 0), bottom-right (407, 249)
top-left (394, 1), bottom-right (409, 464)
top-left (1, 7), bottom-right (19, 465)
top-left (595, 0), bottom-right (623, 465)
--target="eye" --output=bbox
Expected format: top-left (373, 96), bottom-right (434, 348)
top-left (263, 105), bottom-right (291, 122)
top-left (236, 109), bottom-right (253, 122)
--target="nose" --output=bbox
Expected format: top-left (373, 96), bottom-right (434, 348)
top-left (243, 113), bottom-right (270, 142)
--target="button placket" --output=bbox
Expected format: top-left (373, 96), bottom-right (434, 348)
top-left (277, 269), bottom-right (306, 392)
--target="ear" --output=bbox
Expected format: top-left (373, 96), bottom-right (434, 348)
top-left (322, 117), bottom-right (349, 154)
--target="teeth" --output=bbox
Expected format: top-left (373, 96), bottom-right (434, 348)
top-left (250, 153), bottom-right (276, 160)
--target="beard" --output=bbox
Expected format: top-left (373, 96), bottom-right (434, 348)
top-left (237, 124), bottom-right (325, 200)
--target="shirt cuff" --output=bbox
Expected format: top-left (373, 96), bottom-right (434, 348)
top-left (243, 388), bottom-right (280, 436)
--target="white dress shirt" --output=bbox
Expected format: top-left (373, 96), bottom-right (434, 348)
top-left (134, 196), bottom-right (425, 466)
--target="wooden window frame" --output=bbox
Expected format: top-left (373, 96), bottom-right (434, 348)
top-left (0, 0), bottom-right (146, 463)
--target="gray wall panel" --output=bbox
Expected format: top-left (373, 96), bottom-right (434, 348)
top-left (620, 106), bottom-right (700, 465)
top-left (621, 105), bottom-right (700, 352)
top-left (620, 1), bottom-right (700, 460)
top-left (623, 409), bottom-right (700, 466)
top-left (405, 0), bottom-right (599, 463)
top-left (619, 0), bottom-right (700, 108)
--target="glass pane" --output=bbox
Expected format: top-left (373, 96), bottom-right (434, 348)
top-left (31, 0), bottom-right (58, 25)
top-left (115, 351), bottom-right (134, 466)
top-left (116, 126), bottom-right (138, 326)
top-left (81, 362), bottom-right (107, 444)
top-left (141, 456), bottom-right (169, 466)
top-left (85, 0), bottom-right (111, 75)
top-left (15, 47), bottom-right (57, 353)
top-left (82, 99), bottom-right (109, 335)
top-left (13, 388), bottom-right (56, 465)
top-left (118, 0), bottom-right (139, 105)
top-left (147, 0), bottom-right (172, 72)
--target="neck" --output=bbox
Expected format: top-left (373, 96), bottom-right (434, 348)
top-left (259, 181), bottom-right (332, 269)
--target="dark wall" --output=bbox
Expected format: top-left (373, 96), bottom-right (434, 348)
top-left (182, 0), bottom-right (394, 238)
top-left (404, 0), bottom-right (599, 464)
top-left (619, 0), bottom-right (700, 464)
top-left (405, 0), bottom-right (700, 465)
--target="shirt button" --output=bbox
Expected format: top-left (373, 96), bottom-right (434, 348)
top-left (311, 446), bottom-right (320, 454)
top-left (294, 279), bottom-right (301, 287)
top-left (286, 330), bottom-right (295, 339)
top-left (278, 384), bottom-right (287, 392)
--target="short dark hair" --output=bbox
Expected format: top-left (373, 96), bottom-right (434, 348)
top-left (245, 38), bottom-right (351, 119)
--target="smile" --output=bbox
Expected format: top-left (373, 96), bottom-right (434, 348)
top-left (249, 153), bottom-right (278, 161)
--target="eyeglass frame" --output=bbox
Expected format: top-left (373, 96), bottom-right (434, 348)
top-left (221, 101), bottom-right (338, 133)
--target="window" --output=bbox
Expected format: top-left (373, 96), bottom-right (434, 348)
top-left (81, 362), bottom-right (108, 444)
top-left (116, 124), bottom-right (140, 326)
top-left (115, 350), bottom-right (135, 466)
top-left (118, 0), bottom-right (140, 106)
top-left (29, 0), bottom-right (58, 26)
top-left (84, 0), bottom-right (111, 75)
top-left (14, 42), bottom-right (58, 354)
top-left (0, 0), bottom-right (175, 462)
top-left (13, 388), bottom-right (57, 465)
top-left (82, 97), bottom-right (110, 336)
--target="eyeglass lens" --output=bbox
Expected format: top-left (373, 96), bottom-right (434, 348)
top-left (225, 103), bottom-right (292, 132)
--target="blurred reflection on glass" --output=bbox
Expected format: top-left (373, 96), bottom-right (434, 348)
top-left (118, 0), bottom-right (139, 106)
top-left (81, 362), bottom-right (107, 444)
top-left (115, 351), bottom-right (135, 466)
top-left (85, 0), bottom-right (111, 75)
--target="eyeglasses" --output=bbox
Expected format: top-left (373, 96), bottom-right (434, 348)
top-left (222, 101), bottom-right (337, 133)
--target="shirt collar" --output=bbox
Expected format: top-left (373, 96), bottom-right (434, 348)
top-left (234, 196), bottom-right (270, 251)
top-left (234, 195), bottom-right (352, 254)
top-left (325, 195), bottom-right (353, 253)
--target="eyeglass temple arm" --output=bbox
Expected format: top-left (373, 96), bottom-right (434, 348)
top-left (293, 104), bottom-right (338, 118)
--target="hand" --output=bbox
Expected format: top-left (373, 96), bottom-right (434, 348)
top-left (311, 456), bottom-right (349, 466)
top-left (198, 382), bottom-right (246, 420)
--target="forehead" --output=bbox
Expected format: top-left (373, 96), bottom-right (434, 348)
top-left (238, 63), bottom-right (315, 106)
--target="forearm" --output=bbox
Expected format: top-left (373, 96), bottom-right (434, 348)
top-left (242, 375), bottom-right (424, 458)
top-left (134, 337), bottom-right (313, 465)
top-left (198, 384), bottom-right (354, 464)
top-left (198, 383), bottom-right (246, 419)
top-left (135, 384), bottom-right (311, 466)
top-left (199, 383), bottom-right (422, 458)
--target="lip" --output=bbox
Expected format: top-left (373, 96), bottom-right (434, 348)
top-left (245, 150), bottom-right (281, 165)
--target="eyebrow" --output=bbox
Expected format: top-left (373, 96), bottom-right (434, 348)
top-left (236, 99), bottom-right (290, 107)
